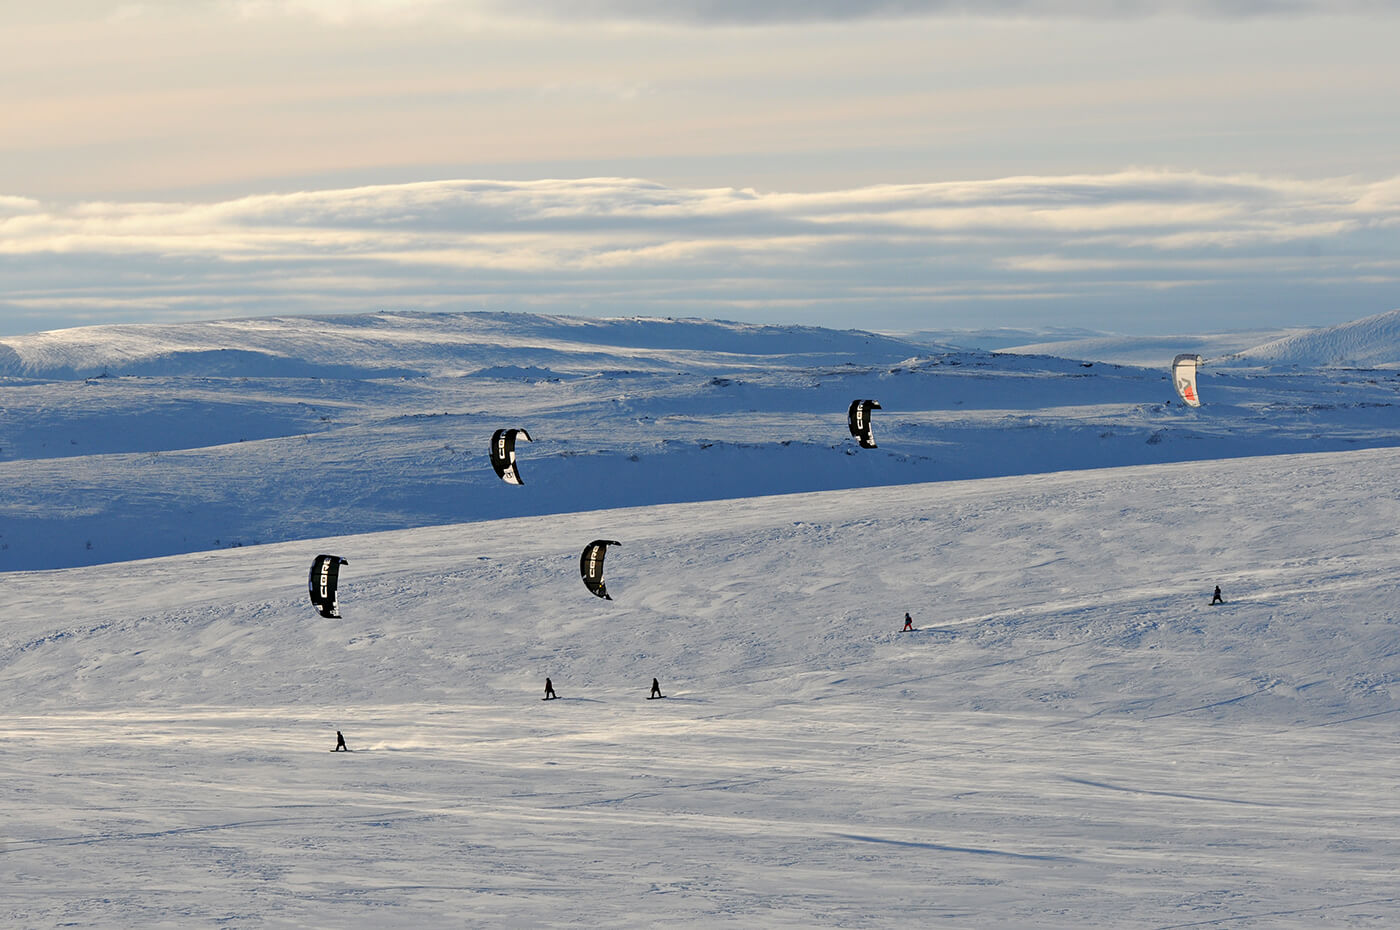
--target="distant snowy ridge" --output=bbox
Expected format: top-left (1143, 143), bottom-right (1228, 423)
top-left (897, 326), bottom-right (1103, 352)
top-left (999, 329), bottom-right (1309, 368)
top-left (999, 310), bottom-right (1400, 369)
top-left (0, 311), bottom-right (931, 380)
top-left (1223, 308), bottom-right (1400, 369)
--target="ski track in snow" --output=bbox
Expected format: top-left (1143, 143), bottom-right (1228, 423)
top-left (2, 313), bottom-right (1400, 927)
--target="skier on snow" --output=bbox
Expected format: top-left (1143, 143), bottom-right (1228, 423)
top-left (902, 612), bottom-right (914, 631)
top-left (649, 677), bottom-right (663, 699)
top-left (544, 677), bottom-right (557, 700)
top-left (1211, 586), bottom-right (1224, 605)
top-left (334, 730), bottom-right (348, 752)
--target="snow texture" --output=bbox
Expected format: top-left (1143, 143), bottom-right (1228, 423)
top-left (1223, 308), bottom-right (1400, 369)
top-left (1000, 329), bottom-right (1310, 368)
top-left (2, 311), bottom-right (1399, 572)
top-left (3, 310), bottom-right (1400, 928)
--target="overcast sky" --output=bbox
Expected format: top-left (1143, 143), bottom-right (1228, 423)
top-left (2, 1), bottom-right (1397, 337)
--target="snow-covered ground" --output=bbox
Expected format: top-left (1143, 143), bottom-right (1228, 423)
top-left (3, 312), bottom-right (1398, 571)
top-left (998, 309), bottom-right (1400, 369)
top-left (4, 449), bottom-right (1399, 928)
top-left (999, 330), bottom-right (1309, 368)
top-left (3, 311), bottom-right (1400, 927)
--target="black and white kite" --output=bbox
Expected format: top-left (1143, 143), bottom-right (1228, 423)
top-left (489, 428), bottom-right (533, 485)
top-left (580, 539), bottom-right (621, 600)
top-left (847, 399), bottom-right (882, 449)
top-left (308, 554), bottom-right (348, 618)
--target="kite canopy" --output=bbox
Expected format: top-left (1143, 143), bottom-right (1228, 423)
top-left (1171, 354), bottom-right (1203, 407)
top-left (308, 554), bottom-right (348, 618)
top-left (580, 539), bottom-right (621, 600)
top-left (489, 428), bottom-right (533, 485)
top-left (847, 399), bottom-right (882, 449)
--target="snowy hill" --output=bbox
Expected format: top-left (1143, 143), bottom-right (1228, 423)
top-left (3, 310), bottom-right (1399, 571)
top-left (3, 448), bottom-right (1398, 927)
top-left (1001, 329), bottom-right (1307, 367)
top-left (5, 310), bottom-right (1400, 926)
top-left (898, 325), bottom-right (1103, 352)
top-left (0, 311), bottom-right (926, 380)
top-left (1223, 308), bottom-right (1400, 368)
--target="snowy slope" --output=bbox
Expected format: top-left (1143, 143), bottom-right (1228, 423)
top-left (1002, 329), bottom-right (1307, 367)
top-left (2, 448), bottom-right (1398, 928)
top-left (0, 311), bottom-right (927, 380)
top-left (1224, 308), bottom-right (1400, 368)
top-left (3, 311), bottom-right (1399, 572)
top-left (898, 325), bottom-right (1103, 352)
top-left (4, 310), bottom-right (1400, 927)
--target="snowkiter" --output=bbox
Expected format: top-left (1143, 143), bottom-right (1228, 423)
top-left (544, 677), bottom-right (557, 700)
top-left (1211, 586), bottom-right (1223, 605)
top-left (902, 612), bottom-right (914, 631)
top-left (334, 730), bottom-right (348, 751)
top-left (650, 678), bottom-right (663, 699)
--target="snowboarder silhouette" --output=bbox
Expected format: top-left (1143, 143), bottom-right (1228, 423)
top-left (333, 730), bottom-right (348, 751)
top-left (902, 612), bottom-right (914, 631)
top-left (649, 677), bottom-right (663, 699)
top-left (544, 677), bottom-right (557, 700)
top-left (1211, 586), bottom-right (1224, 605)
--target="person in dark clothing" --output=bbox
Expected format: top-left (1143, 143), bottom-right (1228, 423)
top-left (1211, 586), bottom-right (1223, 605)
top-left (649, 677), bottom-right (663, 699)
top-left (544, 677), bottom-right (557, 700)
top-left (902, 612), bottom-right (914, 631)
top-left (334, 730), bottom-right (348, 751)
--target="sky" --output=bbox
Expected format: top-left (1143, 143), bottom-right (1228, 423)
top-left (1, 0), bottom-right (1398, 337)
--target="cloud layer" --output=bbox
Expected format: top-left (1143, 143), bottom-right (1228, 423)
top-left (510, 0), bottom-right (1398, 23)
top-left (2, 171), bottom-right (1396, 335)
top-left (10, 4), bottom-right (1396, 210)
top-left (223, 0), bottom-right (1398, 24)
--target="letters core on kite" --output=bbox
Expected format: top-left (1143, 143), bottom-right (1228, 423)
top-left (489, 427), bottom-right (533, 485)
top-left (847, 399), bottom-right (882, 449)
top-left (580, 539), bottom-right (621, 600)
top-left (308, 554), bottom-right (348, 618)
